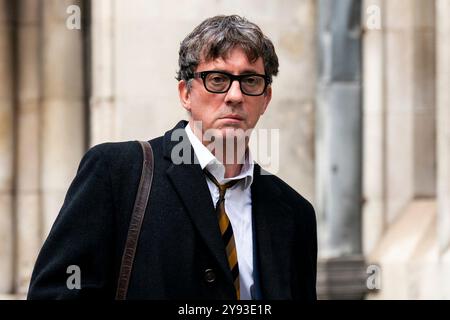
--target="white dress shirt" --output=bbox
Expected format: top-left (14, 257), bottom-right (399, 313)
top-left (185, 124), bottom-right (254, 300)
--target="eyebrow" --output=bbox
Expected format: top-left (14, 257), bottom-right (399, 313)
top-left (212, 69), bottom-right (263, 75)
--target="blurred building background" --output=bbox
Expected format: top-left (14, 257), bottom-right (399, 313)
top-left (0, 0), bottom-right (449, 299)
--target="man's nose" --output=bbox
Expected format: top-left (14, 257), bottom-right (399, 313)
top-left (224, 80), bottom-right (244, 104)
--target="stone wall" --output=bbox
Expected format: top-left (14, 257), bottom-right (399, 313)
top-left (363, 0), bottom-right (450, 299)
top-left (0, 0), bottom-right (449, 299)
top-left (0, 0), bottom-right (86, 296)
top-left (0, 0), bottom-right (15, 295)
top-left (1, 0), bottom-right (318, 297)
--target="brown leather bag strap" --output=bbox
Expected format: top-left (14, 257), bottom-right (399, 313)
top-left (115, 141), bottom-right (154, 300)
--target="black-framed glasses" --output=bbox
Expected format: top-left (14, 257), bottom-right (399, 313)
top-left (193, 71), bottom-right (271, 96)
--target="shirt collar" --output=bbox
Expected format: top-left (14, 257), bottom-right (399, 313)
top-left (185, 123), bottom-right (254, 188)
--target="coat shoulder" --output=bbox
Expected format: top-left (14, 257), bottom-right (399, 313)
top-left (83, 137), bottom-right (164, 167)
top-left (257, 167), bottom-right (315, 218)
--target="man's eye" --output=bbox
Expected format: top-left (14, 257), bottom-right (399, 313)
top-left (243, 77), bottom-right (259, 86)
top-left (211, 76), bottom-right (226, 83)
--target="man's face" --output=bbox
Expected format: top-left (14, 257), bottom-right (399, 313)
top-left (178, 46), bottom-right (272, 142)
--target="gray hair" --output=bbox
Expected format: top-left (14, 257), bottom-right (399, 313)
top-left (176, 15), bottom-right (279, 86)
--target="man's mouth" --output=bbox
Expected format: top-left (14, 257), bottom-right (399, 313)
top-left (220, 114), bottom-right (244, 122)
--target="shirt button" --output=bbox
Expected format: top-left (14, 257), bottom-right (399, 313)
top-left (204, 269), bottom-right (216, 283)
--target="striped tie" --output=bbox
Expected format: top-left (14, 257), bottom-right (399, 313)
top-left (204, 170), bottom-right (242, 300)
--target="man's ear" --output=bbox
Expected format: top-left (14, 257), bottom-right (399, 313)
top-left (178, 80), bottom-right (191, 112)
top-left (260, 86), bottom-right (272, 115)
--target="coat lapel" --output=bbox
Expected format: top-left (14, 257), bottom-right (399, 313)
top-left (252, 165), bottom-right (296, 299)
top-left (163, 121), bottom-right (235, 289)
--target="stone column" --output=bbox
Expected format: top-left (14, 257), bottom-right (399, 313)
top-left (383, 0), bottom-right (415, 224)
top-left (40, 0), bottom-right (86, 236)
top-left (412, 0), bottom-right (436, 198)
top-left (363, 0), bottom-right (436, 255)
top-left (436, 0), bottom-right (450, 253)
top-left (0, 0), bottom-right (15, 294)
top-left (316, 0), bottom-right (366, 299)
top-left (14, 0), bottom-right (44, 294)
top-left (364, 0), bottom-right (437, 299)
top-left (90, 0), bottom-right (117, 145)
top-left (362, 0), bottom-right (386, 255)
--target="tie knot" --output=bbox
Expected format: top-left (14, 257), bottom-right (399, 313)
top-left (204, 170), bottom-right (243, 197)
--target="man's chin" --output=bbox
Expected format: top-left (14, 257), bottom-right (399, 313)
top-left (218, 126), bottom-right (249, 139)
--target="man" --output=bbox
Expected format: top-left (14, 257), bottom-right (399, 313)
top-left (28, 15), bottom-right (317, 300)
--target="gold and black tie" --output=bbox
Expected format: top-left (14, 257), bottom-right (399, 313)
top-left (204, 170), bottom-right (242, 300)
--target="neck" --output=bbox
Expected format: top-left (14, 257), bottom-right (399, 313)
top-left (189, 121), bottom-right (249, 178)
top-left (223, 163), bottom-right (243, 178)
top-left (211, 142), bottom-right (247, 178)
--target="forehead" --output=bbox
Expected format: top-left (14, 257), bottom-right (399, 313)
top-left (198, 46), bottom-right (265, 73)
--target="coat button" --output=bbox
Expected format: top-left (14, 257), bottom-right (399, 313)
top-left (204, 269), bottom-right (216, 283)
